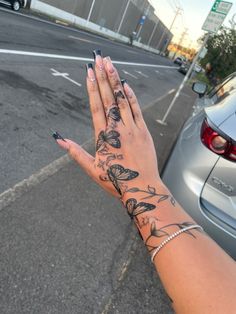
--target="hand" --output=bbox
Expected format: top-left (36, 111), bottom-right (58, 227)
top-left (55, 52), bottom-right (160, 201)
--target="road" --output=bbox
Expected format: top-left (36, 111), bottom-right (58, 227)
top-left (0, 7), bottom-right (195, 314)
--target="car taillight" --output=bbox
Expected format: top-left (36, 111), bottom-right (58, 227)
top-left (201, 119), bottom-right (236, 162)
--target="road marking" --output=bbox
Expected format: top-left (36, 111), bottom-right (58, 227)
top-left (0, 138), bottom-right (93, 212)
top-left (135, 70), bottom-right (149, 78)
top-left (51, 68), bottom-right (82, 87)
top-left (122, 70), bottom-right (138, 79)
top-left (0, 89), bottom-right (175, 210)
top-left (142, 89), bottom-right (176, 111)
top-left (0, 49), bottom-right (179, 69)
top-left (69, 35), bottom-right (94, 44)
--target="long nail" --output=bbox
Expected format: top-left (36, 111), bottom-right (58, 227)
top-left (86, 63), bottom-right (96, 82)
top-left (52, 131), bottom-right (66, 142)
top-left (93, 49), bottom-right (103, 70)
top-left (121, 79), bottom-right (127, 86)
top-left (92, 49), bottom-right (102, 60)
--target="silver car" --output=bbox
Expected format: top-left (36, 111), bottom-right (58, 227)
top-left (162, 73), bottom-right (236, 259)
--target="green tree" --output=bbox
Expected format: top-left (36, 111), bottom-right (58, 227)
top-left (200, 27), bottom-right (236, 79)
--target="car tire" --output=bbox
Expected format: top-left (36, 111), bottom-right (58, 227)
top-left (12, 0), bottom-right (20, 11)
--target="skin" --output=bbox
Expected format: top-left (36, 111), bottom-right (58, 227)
top-left (55, 54), bottom-right (236, 313)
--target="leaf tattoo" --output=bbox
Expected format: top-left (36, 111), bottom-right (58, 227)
top-left (107, 164), bottom-right (139, 195)
top-left (107, 106), bottom-right (121, 122)
top-left (126, 198), bottom-right (156, 219)
top-left (96, 130), bottom-right (121, 151)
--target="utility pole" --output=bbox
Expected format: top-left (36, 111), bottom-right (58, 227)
top-left (117, 0), bottom-right (131, 34)
top-left (87, 0), bottom-right (96, 23)
top-left (157, 6), bottom-right (183, 51)
top-left (136, 4), bottom-right (151, 39)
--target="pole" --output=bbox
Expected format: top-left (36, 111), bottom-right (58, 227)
top-left (157, 33), bottom-right (210, 126)
top-left (117, 0), bottom-right (131, 33)
top-left (137, 4), bottom-right (151, 38)
top-left (87, 0), bottom-right (96, 22)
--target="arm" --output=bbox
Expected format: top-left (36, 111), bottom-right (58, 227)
top-left (54, 52), bottom-right (236, 314)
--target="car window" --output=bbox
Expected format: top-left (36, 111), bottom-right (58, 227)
top-left (208, 75), bottom-right (236, 104)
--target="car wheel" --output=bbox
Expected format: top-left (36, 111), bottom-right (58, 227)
top-left (12, 0), bottom-right (20, 11)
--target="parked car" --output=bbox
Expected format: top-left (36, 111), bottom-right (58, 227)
top-left (0, 0), bottom-right (25, 11)
top-left (178, 61), bottom-right (189, 75)
top-left (162, 72), bottom-right (236, 259)
top-left (174, 57), bottom-right (185, 65)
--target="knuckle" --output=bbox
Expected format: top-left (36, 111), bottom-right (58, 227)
top-left (91, 104), bottom-right (102, 115)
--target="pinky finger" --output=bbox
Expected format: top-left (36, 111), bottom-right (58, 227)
top-left (56, 138), bottom-right (95, 178)
top-left (123, 82), bottom-right (145, 128)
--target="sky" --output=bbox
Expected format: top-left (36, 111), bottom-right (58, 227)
top-left (149, 0), bottom-right (236, 49)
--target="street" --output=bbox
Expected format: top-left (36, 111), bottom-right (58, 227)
top-left (0, 8), bottom-right (195, 314)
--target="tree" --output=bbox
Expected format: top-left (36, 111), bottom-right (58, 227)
top-left (200, 27), bottom-right (236, 79)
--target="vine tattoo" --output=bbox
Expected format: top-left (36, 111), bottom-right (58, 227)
top-left (144, 221), bottom-right (202, 252)
top-left (126, 185), bottom-right (176, 206)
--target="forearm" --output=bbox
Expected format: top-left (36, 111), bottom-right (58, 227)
top-left (123, 179), bottom-right (236, 313)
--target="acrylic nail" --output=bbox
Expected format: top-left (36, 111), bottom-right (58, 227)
top-left (52, 131), bottom-right (66, 142)
top-left (86, 63), bottom-right (96, 82)
top-left (92, 49), bottom-right (102, 60)
top-left (86, 63), bottom-right (93, 73)
top-left (121, 79), bottom-right (127, 86)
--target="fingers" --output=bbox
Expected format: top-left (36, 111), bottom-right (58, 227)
top-left (123, 82), bottom-right (146, 129)
top-left (86, 63), bottom-right (107, 135)
top-left (103, 56), bottom-right (135, 127)
top-left (93, 50), bottom-right (115, 113)
top-left (57, 139), bottom-right (96, 179)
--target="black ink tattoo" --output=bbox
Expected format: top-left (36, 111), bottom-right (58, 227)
top-left (145, 221), bottom-right (202, 252)
top-left (126, 198), bottom-right (156, 219)
top-left (107, 106), bottom-right (121, 122)
top-left (97, 153), bottom-right (123, 170)
top-left (106, 164), bottom-right (139, 195)
top-left (114, 90), bottom-right (125, 102)
top-left (126, 185), bottom-right (176, 206)
top-left (96, 130), bottom-right (121, 152)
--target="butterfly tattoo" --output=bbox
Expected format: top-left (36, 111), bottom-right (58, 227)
top-left (106, 164), bottom-right (139, 195)
top-left (107, 106), bottom-right (121, 122)
top-left (96, 130), bottom-right (121, 152)
top-left (126, 198), bottom-right (156, 219)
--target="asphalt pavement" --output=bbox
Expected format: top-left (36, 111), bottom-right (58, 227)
top-left (0, 8), bottom-right (197, 314)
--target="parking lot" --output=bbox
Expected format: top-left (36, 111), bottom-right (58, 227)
top-left (0, 8), bottom-right (196, 314)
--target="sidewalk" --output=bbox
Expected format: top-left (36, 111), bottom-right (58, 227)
top-left (0, 86), bottom-right (196, 314)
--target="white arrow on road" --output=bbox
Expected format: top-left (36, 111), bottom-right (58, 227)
top-left (122, 70), bottom-right (138, 79)
top-left (135, 70), bottom-right (149, 78)
top-left (51, 68), bottom-right (82, 87)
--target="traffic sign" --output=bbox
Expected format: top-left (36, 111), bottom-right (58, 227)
top-left (202, 0), bottom-right (232, 33)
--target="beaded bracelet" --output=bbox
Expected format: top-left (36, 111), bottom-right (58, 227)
top-left (151, 224), bottom-right (203, 263)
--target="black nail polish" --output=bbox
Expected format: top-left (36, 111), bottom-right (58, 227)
top-left (92, 49), bottom-right (102, 60)
top-left (52, 131), bottom-right (66, 142)
top-left (121, 79), bottom-right (127, 86)
top-left (86, 63), bottom-right (93, 73)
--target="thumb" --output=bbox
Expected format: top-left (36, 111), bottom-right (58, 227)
top-left (57, 139), bottom-right (95, 178)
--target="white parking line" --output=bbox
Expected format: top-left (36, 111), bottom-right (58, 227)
top-left (51, 68), bottom-right (82, 87)
top-left (68, 35), bottom-right (95, 44)
top-left (135, 70), bottom-right (149, 78)
top-left (122, 70), bottom-right (138, 79)
top-left (0, 49), bottom-right (179, 69)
